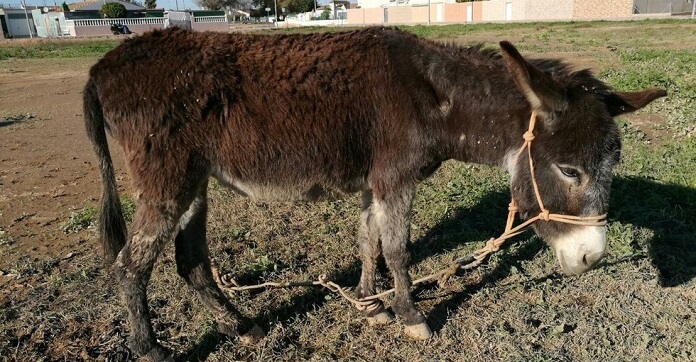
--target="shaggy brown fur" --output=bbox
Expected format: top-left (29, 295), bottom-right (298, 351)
top-left (85, 27), bottom-right (664, 360)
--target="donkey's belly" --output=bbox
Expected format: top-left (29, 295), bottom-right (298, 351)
top-left (213, 172), bottom-right (365, 202)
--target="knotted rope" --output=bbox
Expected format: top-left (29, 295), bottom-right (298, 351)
top-left (215, 110), bottom-right (608, 311)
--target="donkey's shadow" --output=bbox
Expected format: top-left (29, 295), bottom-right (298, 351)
top-left (419, 175), bottom-right (695, 331)
top-left (179, 176), bottom-right (694, 360)
top-left (609, 176), bottom-right (695, 287)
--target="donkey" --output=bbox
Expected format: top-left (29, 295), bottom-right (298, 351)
top-left (84, 27), bottom-right (665, 360)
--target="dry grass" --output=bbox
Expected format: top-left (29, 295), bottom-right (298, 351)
top-left (1, 19), bottom-right (694, 361)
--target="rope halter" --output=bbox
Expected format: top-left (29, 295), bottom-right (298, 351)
top-left (456, 110), bottom-right (608, 272)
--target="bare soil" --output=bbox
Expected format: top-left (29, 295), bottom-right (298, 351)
top-left (0, 58), bottom-right (124, 267)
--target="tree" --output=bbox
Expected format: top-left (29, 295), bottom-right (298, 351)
top-left (196, 0), bottom-right (242, 10)
top-left (320, 8), bottom-right (329, 20)
top-left (100, 2), bottom-right (127, 18)
top-left (278, 0), bottom-right (316, 13)
top-left (145, 0), bottom-right (157, 9)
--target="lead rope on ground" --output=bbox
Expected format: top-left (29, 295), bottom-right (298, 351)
top-left (215, 111), bottom-right (608, 312)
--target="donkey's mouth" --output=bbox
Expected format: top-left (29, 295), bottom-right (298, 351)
top-left (551, 226), bottom-right (607, 276)
top-left (557, 248), bottom-right (605, 275)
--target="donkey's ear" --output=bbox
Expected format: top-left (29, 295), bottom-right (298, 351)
top-left (499, 41), bottom-right (566, 115)
top-left (602, 89), bottom-right (667, 116)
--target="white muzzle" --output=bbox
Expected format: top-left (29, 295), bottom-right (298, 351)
top-left (551, 226), bottom-right (607, 275)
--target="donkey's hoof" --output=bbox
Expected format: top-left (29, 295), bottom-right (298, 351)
top-left (239, 324), bottom-right (265, 345)
top-left (142, 345), bottom-right (173, 362)
top-left (404, 322), bottom-right (433, 340)
top-left (367, 310), bottom-right (395, 326)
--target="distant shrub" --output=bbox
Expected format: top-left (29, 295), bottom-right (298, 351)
top-left (99, 3), bottom-right (127, 19)
top-left (320, 9), bottom-right (330, 20)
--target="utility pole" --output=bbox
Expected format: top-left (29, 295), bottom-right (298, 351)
top-left (692, 0), bottom-right (695, 19)
top-left (22, 0), bottom-right (33, 39)
top-left (274, 0), bottom-right (278, 28)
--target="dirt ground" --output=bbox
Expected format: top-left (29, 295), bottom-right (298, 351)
top-left (0, 58), bottom-right (126, 270)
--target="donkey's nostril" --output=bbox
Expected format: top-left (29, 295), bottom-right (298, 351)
top-left (582, 254), bottom-right (588, 266)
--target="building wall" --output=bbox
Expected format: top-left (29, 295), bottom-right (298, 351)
top-left (347, 0), bottom-right (643, 25)
top-left (365, 7), bottom-right (384, 23)
top-left (472, 2), bottom-right (483, 21)
top-left (346, 7), bottom-right (384, 25)
top-left (573, 0), bottom-right (633, 19)
top-left (482, 0), bottom-right (507, 22)
top-left (412, 6), bottom-right (429, 23)
top-left (511, 0), bottom-right (526, 21)
top-left (386, 6), bottom-right (412, 24)
top-left (31, 10), bottom-right (70, 37)
top-left (635, 0), bottom-right (691, 13)
top-left (345, 9), bottom-right (363, 24)
top-left (3, 9), bottom-right (36, 37)
top-left (444, 3), bottom-right (466, 22)
top-left (191, 22), bottom-right (229, 32)
top-left (523, 0), bottom-right (574, 21)
top-left (72, 24), bottom-right (163, 36)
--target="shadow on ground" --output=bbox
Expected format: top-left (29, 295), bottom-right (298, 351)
top-left (180, 175), bottom-right (695, 359)
top-left (0, 115), bottom-right (36, 128)
top-left (610, 176), bottom-right (695, 287)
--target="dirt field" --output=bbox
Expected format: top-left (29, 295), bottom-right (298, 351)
top-left (1, 21), bottom-right (695, 361)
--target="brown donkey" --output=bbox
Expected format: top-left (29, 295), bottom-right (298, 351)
top-left (85, 27), bottom-right (665, 360)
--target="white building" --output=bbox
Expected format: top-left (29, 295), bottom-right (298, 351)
top-left (358, 0), bottom-right (456, 8)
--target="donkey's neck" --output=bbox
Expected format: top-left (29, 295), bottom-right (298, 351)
top-left (420, 46), bottom-right (532, 169)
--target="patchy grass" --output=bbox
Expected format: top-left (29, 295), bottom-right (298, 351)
top-left (59, 207), bottom-right (97, 234)
top-left (59, 196), bottom-right (136, 234)
top-left (0, 39), bottom-right (118, 60)
top-left (1, 19), bottom-right (695, 361)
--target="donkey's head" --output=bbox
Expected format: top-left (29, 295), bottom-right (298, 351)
top-left (499, 42), bottom-right (665, 276)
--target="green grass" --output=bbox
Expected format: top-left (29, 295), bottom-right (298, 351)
top-left (0, 40), bottom-right (118, 60)
top-left (58, 195), bottom-right (137, 234)
top-left (59, 206), bottom-right (97, 234)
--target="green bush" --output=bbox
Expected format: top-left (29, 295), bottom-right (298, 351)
top-left (320, 9), bottom-right (330, 20)
top-left (99, 2), bottom-right (127, 19)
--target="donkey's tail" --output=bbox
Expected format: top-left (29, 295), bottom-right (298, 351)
top-left (84, 78), bottom-right (126, 265)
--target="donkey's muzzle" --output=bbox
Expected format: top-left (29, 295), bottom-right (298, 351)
top-left (552, 226), bottom-right (607, 276)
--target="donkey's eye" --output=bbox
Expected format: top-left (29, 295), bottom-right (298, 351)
top-left (558, 165), bottom-right (581, 179)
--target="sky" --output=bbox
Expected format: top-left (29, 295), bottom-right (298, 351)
top-left (13, 0), bottom-right (333, 11)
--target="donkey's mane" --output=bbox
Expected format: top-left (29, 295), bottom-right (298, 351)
top-left (372, 26), bottom-right (613, 96)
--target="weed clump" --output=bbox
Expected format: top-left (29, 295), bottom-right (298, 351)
top-left (60, 207), bottom-right (97, 234)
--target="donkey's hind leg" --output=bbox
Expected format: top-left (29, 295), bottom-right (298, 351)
top-left (113, 200), bottom-right (182, 361)
top-left (354, 190), bottom-right (394, 326)
top-left (174, 186), bottom-right (264, 343)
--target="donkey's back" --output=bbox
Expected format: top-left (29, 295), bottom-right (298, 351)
top-left (89, 27), bottom-right (435, 203)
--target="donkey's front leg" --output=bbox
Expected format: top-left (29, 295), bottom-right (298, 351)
top-left (374, 189), bottom-right (433, 340)
top-left (355, 190), bottom-right (394, 326)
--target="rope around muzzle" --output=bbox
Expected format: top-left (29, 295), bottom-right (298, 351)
top-left (215, 110), bottom-right (608, 312)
